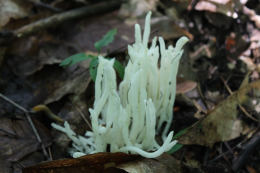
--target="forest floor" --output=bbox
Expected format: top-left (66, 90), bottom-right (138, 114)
top-left (0, 0), bottom-right (260, 173)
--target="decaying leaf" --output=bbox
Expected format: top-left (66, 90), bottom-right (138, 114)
top-left (0, 0), bottom-right (31, 28)
top-left (194, 0), bottom-right (244, 19)
top-left (7, 34), bottom-right (68, 76)
top-left (33, 61), bottom-right (92, 105)
top-left (0, 117), bottom-right (51, 162)
top-left (117, 153), bottom-right (181, 173)
top-left (0, 156), bottom-right (12, 173)
top-left (152, 16), bottom-right (193, 41)
top-left (119, 0), bottom-right (159, 17)
top-left (176, 80), bottom-right (197, 94)
top-left (178, 80), bottom-right (260, 147)
top-left (243, 6), bottom-right (260, 29)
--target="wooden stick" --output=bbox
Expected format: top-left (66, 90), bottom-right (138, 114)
top-left (14, 0), bottom-right (123, 37)
top-left (0, 93), bottom-right (50, 159)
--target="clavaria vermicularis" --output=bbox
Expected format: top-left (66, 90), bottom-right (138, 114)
top-left (52, 12), bottom-right (188, 158)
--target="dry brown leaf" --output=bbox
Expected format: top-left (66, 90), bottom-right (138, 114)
top-left (152, 17), bottom-right (193, 41)
top-left (195, 1), bottom-right (217, 12)
top-left (178, 80), bottom-right (260, 147)
top-left (119, 0), bottom-right (158, 17)
top-left (195, 0), bottom-right (240, 19)
top-left (246, 165), bottom-right (257, 173)
top-left (240, 56), bottom-right (256, 71)
top-left (176, 80), bottom-right (197, 94)
top-left (0, 117), bottom-right (51, 162)
top-left (243, 6), bottom-right (260, 29)
top-left (208, 0), bottom-right (230, 4)
top-left (118, 153), bottom-right (181, 173)
top-left (0, 0), bottom-right (31, 28)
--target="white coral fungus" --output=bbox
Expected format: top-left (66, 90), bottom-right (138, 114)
top-left (52, 11), bottom-right (188, 158)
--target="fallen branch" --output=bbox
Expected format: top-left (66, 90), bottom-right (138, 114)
top-left (232, 131), bottom-right (260, 171)
top-left (14, 0), bottom-right (123, 37)
top-left (220, 76), bottom-right (259, 122)
top-left (0, 0), bottom-right (123, 45)
top-left (0, 93), bottom-right (49, 159)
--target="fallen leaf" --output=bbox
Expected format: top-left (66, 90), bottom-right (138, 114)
top-left (152, 17), bottom-right (193, 41)
top-left (178, 80), bottom-right (260, 147)
top-left (243, 6), bottom-right (260, 29)
top-left (30, 61), bottom-right (91, 105)
top-left (0, 117), bottom-right (51, 162)
top-left (246, 165), bottom-right (257, 173)
top-left (0, 0), bottom-right (31, 28)
top-left (195, 1), bottom-right (217, 12)
top-left (176, 80), bottom-right (197, 94)
top-left (0, 156), bottom-right (12, 173)
top-left (118, 153), bottom-right (181, 173)
top-left (195, 0), bottom-right (240, 19)
top-left (240, 56), bottom-right (256, 71)
top-left (208, 0), bottom-right (230, 4)
top-left (119, 0), bottom-right (159, 17)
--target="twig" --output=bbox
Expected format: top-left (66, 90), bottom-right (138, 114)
top-left (209, 145), bottom-right (237, 163)
top-left (74, 105), bottom-right (92, 131)
top-left (0, 93), bottom-right (49, 159)
top-left (197, 83), bottom-right (210, 110)
top-left (209, 149), bottom-right (231, 162)
top-left (14, 161), bottom-right (25, 169)
top-left (0, 93), bottom-right (27, 113)
top-left (13, 0), bottom-right (123, 38)
top-left (47, 147), bottom-right (53, 161)
top-left (224, 142), bottom-right (234, 155)
top-left (220, 77), bottom-right (259, 122)
top-left (221, 77), bottom-right (233, 94)
top-left (232, 130), bottom-right (260, 171)
top-left (27, 0), bottom-right (62, 12)
top-left (217, 143), bottom-right (231, 165)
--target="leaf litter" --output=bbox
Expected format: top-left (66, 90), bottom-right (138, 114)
top-left (0, 0), bottom-right (260, 173)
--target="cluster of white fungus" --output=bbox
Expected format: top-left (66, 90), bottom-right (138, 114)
top-left (52, 11), bottom-right (188, 158)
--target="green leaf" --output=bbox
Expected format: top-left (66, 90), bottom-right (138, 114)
top-left (89, 58), bottom-right (99, 81)
top-left (89, 56), bottom-right (125, 81)
top-left (167, 127), bottom-right (188, 154)
top-left (94, 29), bottom-right (117, 52)
top-left (173, 127), bottom-right (188, 140)
top-left (113, 60), bottom-right (125, 79)
top-left (167, 143), bottom-right (183, 154)
top-left (60, 53), bottom-right (96, 67)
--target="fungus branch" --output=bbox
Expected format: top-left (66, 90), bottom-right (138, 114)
top-left (52, 11), bottom-right (188, 158)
